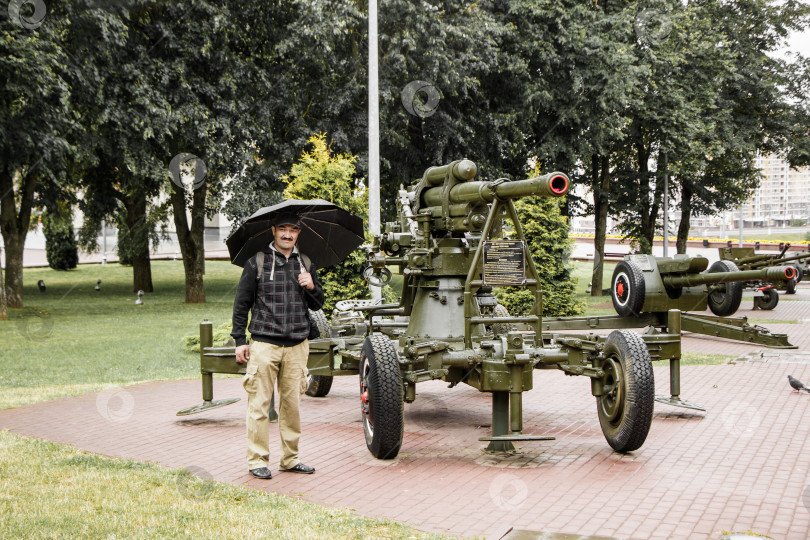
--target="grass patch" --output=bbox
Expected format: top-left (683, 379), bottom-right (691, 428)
top-left (1, 261), bottom-right (242, 409)
top-left (570, 260), bottom-right (617, 316)
top-left (741, 231), bottom-right (808, 242)
top-left (0, 430), bottom-right (441, 540)
top-left (679, 353), bottom-right (729, 366)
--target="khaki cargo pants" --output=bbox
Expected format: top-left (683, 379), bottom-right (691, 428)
top-left (243, 340), bottom-right (309, 470)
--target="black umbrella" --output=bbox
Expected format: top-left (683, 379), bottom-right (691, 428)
top-left (226, 199), bottom-right (365, 269)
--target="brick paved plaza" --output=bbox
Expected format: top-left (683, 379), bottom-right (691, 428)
top-left (2, 286), bottom-right (810, 539)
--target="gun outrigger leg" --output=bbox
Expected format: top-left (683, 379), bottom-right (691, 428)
top-left (653, 310), bottom-right (705, 411)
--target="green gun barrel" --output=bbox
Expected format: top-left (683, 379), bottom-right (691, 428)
top-left (662, 265), bottom-right (795, 289)
top-left (740, 252), bottom-right (810, 269)
top-left (734, 254), bottom-right (776, 266)
top-left (422, 172), bottom-right (570, 206)
top-left (423, 159), bottom-right (478, 186)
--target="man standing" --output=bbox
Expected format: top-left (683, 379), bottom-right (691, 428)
top-left (232, 212), bottom-right (324, 479)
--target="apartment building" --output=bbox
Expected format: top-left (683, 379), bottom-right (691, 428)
top-left (740, 154), bottom-right (810, 226)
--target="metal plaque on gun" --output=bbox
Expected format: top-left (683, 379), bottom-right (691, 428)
top-left (483, 240), bottom-right (527, 286)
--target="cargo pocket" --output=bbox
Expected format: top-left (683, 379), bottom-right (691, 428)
top-left (300, 366), bottom-right (309, 395)
top-left (242, 362), bottom-right (259, 394)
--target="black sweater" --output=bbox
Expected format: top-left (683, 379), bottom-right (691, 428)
top-left (231, 246), bottom-right (325, 347)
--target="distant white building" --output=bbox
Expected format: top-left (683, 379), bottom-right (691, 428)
top-left (743, 154), bottom-right (810, 226)
top-left (698, 154), bottom-right (810, 230)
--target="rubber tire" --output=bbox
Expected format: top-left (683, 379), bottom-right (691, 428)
top-left (795, 265), bottom-right (804, 283)
top-left (706, 260), bottom-right (744, 316)
top-left (305, 309), bottom-right (333, 397)
top-left (785, 276), bottom-right (797, 295)
top-left (490, 303), bottom-right (514, 336)
top-left (611, 261), bottom-right (646, 317)
top-left (597, 330), bottom-right (655, 453)
top-left (757, 288), bottom-right (779, 310)
top-left (359, 334), bottom-right (404, 459)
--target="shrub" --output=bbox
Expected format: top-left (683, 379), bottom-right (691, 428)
top-left (43, 206), bottom-right (79, 271)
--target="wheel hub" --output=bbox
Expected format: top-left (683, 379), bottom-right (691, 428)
top-left (598, 357), bottom-right (624, 423)
top-left (360, 361), bottom-right (373, 435)
top-left (614, 274), bottom-right (629, 304)
top-left (709, 285), bottom-right (728, 303)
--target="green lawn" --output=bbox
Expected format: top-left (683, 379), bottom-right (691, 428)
top-left (2, 261), bottom-right (243, 409)
top-left (0, 430), bottom-right (440, 540)
top-left (570, 259), bottom-right (617, 316)
top-left (0, 261), bottom-right (444, 539)
top-left (741, 231), bottom-right (809, 242)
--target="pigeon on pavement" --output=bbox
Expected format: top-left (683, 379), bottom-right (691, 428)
top-left (787, 375), bottom-right (810, 393)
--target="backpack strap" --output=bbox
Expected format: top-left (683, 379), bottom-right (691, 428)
top-left (256, 249), bottom-right (309, 281)
top-left (299, 252), bottom-right (311, 273)
top-left (255, 251), bottom-right (264, 281)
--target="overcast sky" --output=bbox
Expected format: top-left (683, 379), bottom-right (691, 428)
top-left (785, 29), bottom-right (810, 57)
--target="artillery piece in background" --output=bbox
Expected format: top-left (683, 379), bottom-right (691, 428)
top-left (181, 159), bottom-right (685, 460)
top-left (600, 253), bottom-right (797, 349)
top-left (609, 254), bottom-right (795, 317)
top-left (542, 252), bottom-right (797, 411)
top-left (718, 246), bottom-right (810, 309)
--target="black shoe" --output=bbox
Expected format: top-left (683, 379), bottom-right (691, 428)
top-left (249, 467), bottom-right (272, 479)
top-left (280, 463), bottom-right (315, 474)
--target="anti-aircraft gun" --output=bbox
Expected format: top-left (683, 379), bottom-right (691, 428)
top-left (718, 246), bottom-right (810, 309)
top-left (305, 159), bottom-right (682, 458)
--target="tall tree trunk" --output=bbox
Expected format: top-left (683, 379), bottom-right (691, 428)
top-left (0, 253), bottom-right (7, 320)
top-left (676, 179), bottom-right (693, 254)
top-left (0, 169), bottom-right (36, 308)
top-left (170, 183), bottom-right (207, 303)
top-left (123, 191), bottom-right (153, 293)
top-left (2, 235), bottom-right (24, 308)
top-left (635, 140), bottom-right (657, 253)
top-left (647, 160), bottom-right (663, 253)
top-left (591, 155), bottom-right (610, 296)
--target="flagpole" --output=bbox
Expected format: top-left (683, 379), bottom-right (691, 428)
top-left (368, 0), bottom-right (381, 301)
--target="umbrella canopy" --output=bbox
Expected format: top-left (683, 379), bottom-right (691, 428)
top-left (226, 199), bottom-right (365, 269)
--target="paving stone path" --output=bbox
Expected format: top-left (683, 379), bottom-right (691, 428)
top-left (2, 284), bottom-right (810, 539)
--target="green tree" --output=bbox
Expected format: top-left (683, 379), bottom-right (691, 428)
top-left (609, 0), bottom-right (810, 254)
top-left (496, 0), bottom-right (642, 296)
top-left (672, 0), bottom-right (810, 252)
top-left (156, 1), bottom-right (254, 303)
top-left (223, 0), bottom-right (520, 224)
top-left (63, 2), bottom-right (174, 293)
top-left (282, 134), bottom-right (369, 314)
top-left (0, 12), bottom-right (74, 307)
